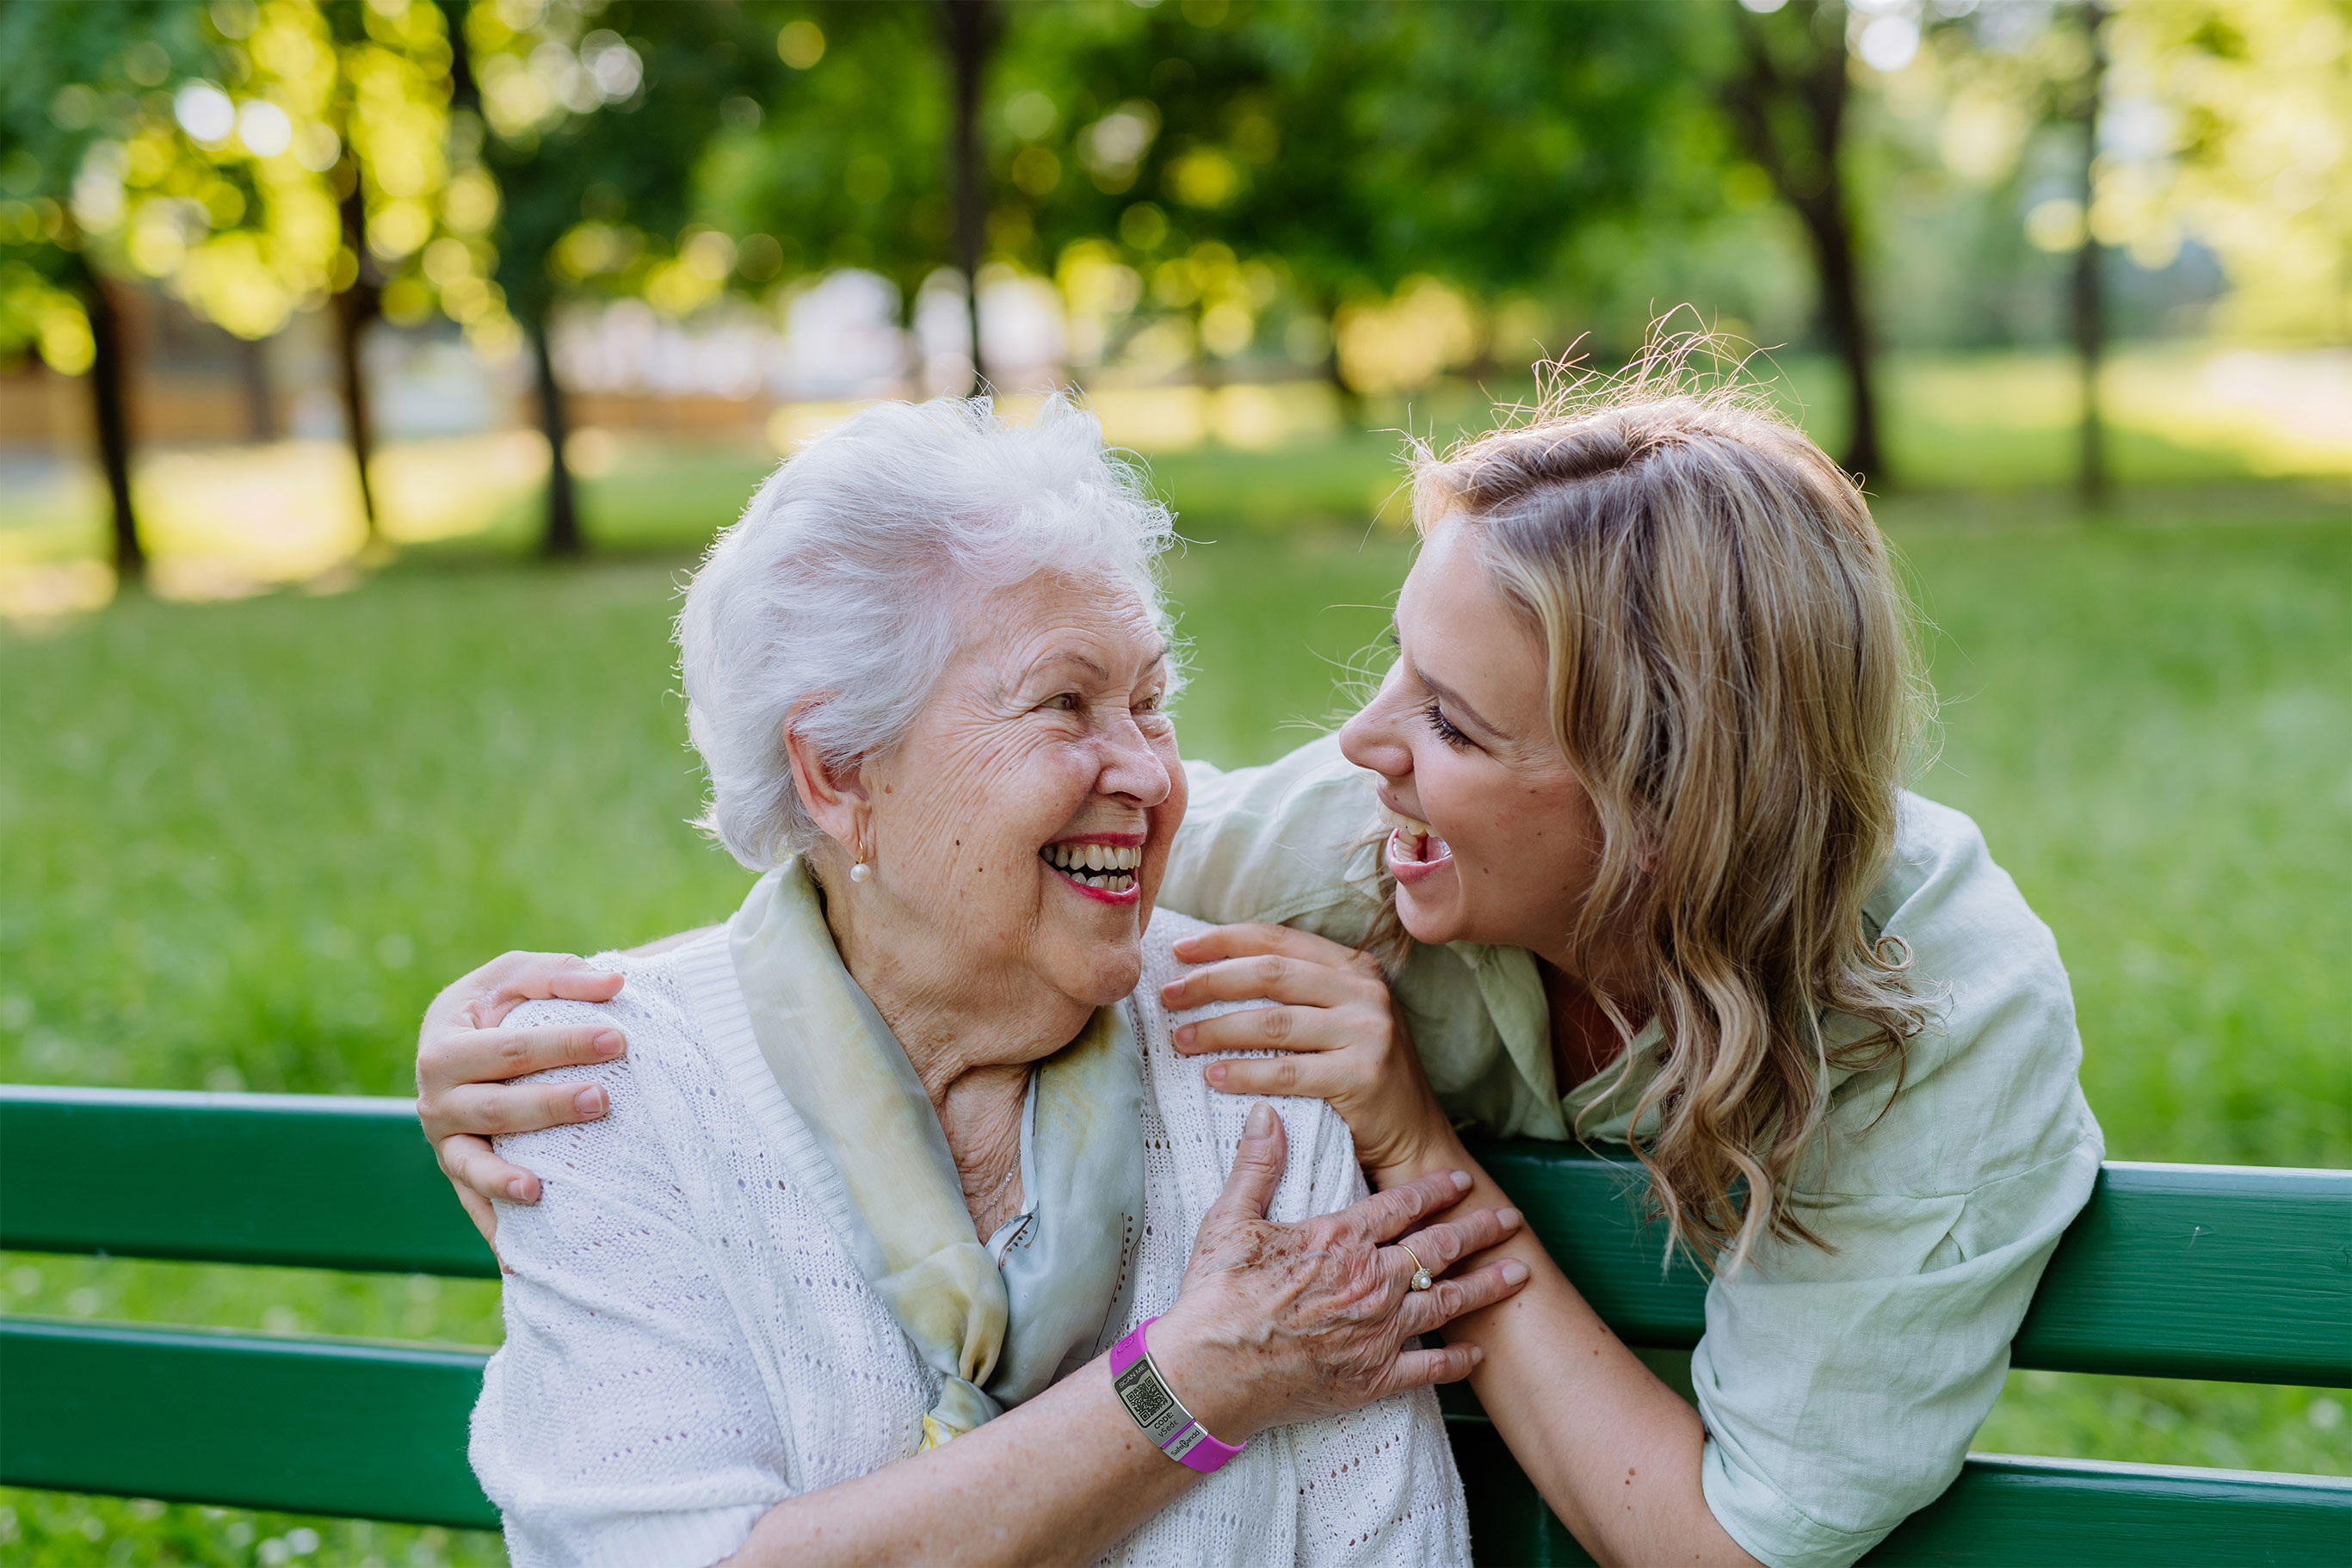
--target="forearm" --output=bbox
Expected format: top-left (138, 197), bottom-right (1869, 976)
top-left (726, 1345), bottom-right (1210, 1566)
top-left (1375, 1133), bottom-right (1760, 1568)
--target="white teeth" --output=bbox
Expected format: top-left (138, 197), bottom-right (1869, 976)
top-left (1378, 803), bottom-right (1432, 840)
top-left (1040, 842), bottom-right (1142, 878)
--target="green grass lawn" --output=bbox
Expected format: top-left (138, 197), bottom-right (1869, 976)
top-left (1, 460), bottom-right (2346, 1559)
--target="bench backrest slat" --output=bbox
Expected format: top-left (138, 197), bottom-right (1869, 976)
top-left (5, 1088), bottom-right (2347, 1386)
top-left (1475, 1141), bottom-right (2352, 1387)
top-left (0, 1086), bottom-right (499, 1280)
top-left (9, 1317), bottom-right (2346, 1561)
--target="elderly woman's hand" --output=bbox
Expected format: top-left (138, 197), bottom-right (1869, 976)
top-left (1163, 924), bottom-right (1452, 1184)
top-left (416, 950), bottom-right (632, 1244)
top-left (1148, 1102), bottom-right (1528, 1441)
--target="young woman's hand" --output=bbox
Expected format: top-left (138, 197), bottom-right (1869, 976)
top-left (416, 951), bottom-right (630, 1244)
top-left (1160, 924), bottom-right (1452, 1182)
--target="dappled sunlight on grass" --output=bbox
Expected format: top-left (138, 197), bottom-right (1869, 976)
top-left (3, 349), bottom-right (2342, 628)
top-left (137, 442), bottom-right (369, 593)
top-left (375, 432), bottom-right (552, 546)
top-left (1887, 349), bottom-right (2352, 480)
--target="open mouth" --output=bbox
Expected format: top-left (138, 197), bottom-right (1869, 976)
top-left (1379, 802), bottom-right (1453, 879)
top-left (1040, 836), bottom-right (1143, 902)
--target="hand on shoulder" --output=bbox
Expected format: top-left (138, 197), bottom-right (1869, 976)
top-left (1157, 922), bottom-right (1453, 1182)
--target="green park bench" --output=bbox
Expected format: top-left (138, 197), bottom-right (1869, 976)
top-left (3, 1083), bottom-right (2346, 1565)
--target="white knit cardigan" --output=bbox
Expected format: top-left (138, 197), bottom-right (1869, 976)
top-left (470, 907), bottom-right (1471, 1568)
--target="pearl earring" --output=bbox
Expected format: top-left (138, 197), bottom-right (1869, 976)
top-left (849, 859), bottom-right (871, 883)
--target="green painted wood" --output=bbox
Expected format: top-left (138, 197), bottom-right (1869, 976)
top-left (2020, 1162), bottom-right (2352, 1387)
top-left (3, 1089), bottom-right (2344, 1383)
top-left (1448, 1411), bottom-right (2352, 1567)
top-left (1867, 1453), bottom-right (2352, 1565)
top-left (0, 1317), bottom-right (499, 1530)
top-left (0, 1085), bottom-right (498, 1279)
top-left (1472, 1140), bottom-right (1711, 1347)
top-left (12, 1313), bottom-right (2340, 1557)
top-left (3, 1090), bottom-right (2345, 1385)
top-left (1472, 1139), bottom-right (2352, 1388)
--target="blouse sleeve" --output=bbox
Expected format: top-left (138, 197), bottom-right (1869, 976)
top-left (469, 988), bottom-right (793, 1568)
top-left (1690, 794), bottom-right (2105, 1568)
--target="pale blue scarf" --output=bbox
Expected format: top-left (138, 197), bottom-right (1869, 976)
top-left (726, 861), bottom-right (1145, 1447)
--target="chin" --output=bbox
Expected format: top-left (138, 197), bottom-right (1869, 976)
top-left (1059, 942), bottom-right (1145, 1009)
top-left (1392, 885), bottom-right (1460, 948)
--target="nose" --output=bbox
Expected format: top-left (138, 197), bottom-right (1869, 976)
top-left (1096, 710), bottom-right (1174, 808)
top-left (1339, 664), bottom-right (1413, 782)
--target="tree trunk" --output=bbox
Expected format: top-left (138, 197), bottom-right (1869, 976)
top-left (334, 173), bottom-right (384, 545)
top-left (238, 333), bottom-right (276, 443)
top-left (941, 0), bottom-right (995, 397)
top-left (71, 258), bottom-right (143, 583)
top-left (1721, 0), bottom-right (1886, 483)
top-left (2073, 0), bottom-right (2109, 507)
top-left (1791, 188), bottom-right (1884, 482)
top-left (529, 313), bottom-right (583, 558)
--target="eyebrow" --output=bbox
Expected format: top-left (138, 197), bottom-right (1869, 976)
top-left (1022, 641), bottom-right (1170, 685)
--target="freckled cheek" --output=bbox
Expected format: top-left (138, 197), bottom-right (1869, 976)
top-left (898, 744), bottom-right (1080, 879)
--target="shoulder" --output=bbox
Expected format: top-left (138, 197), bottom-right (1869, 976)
top-left (1136, 907), bottom-right (1283, 1025)
top-left (1824, 792), bottom-right (2101, 1188)
top-left (1133, 908), bottom-right (1365, 1220)
top-left (497, 937), bottom-right (731, 1172)
top-left (1868, 791), bottom-right (2074, 1029)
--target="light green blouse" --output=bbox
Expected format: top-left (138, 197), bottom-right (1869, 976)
top-left (1161, 736), bottom-right (2104, 1568)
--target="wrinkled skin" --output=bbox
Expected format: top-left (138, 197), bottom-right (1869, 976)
top-left (1157, 1103), bottom-right (1526, 1435)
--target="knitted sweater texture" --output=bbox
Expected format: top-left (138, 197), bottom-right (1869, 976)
top-left (470, 908), bottom-right (1470, 1567)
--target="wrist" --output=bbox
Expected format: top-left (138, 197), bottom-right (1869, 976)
top-left (1367, 1113), bottom-right (1471, 1193)
top-left (1135, 1310), bottom-right (1268, 1443)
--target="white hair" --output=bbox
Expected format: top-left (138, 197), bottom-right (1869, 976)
top-left (678, 395), bottom-right (1181, 870)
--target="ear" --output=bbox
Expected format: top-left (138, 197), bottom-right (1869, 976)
top-left (782, 709), bottom-right (871, 855)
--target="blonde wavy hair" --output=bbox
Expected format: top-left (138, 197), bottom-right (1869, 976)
top-left (1404, 357), bottom-right (1929, 1271)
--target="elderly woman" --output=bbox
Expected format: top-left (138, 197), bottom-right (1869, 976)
top-left (460, 398), bottom-right (1522, 1566)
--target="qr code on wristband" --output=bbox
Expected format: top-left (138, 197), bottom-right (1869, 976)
top-left (1115, 1361), bottom-right (1172, 1428)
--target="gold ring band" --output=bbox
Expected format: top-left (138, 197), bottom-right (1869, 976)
top-left (1398, 1243), bottom-right (1434, 1292)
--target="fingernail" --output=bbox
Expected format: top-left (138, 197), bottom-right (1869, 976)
top-left (574, 1087), bottom-right (605, 1116)
top-left (1468, 1346), bottom-right (1485, 1366)
top-left (593, 1031), bottom-right (625, 1057)
top-left (1501, 1259), bottom-right (1529, 1285)
top-left (1246, 1102), bottom-right (1275, 1137)
top-left (1174, 1024), bottom-right (1195, 1047)
top-left (1205, 1062), bottom-right (1225, 1085)
top-left (506, 1176), bottom-right (531, 1201)
top-left (1450, 1170), bottom-right (1473, 1192)
top-left (1498, 1207), bottom-right (1522, 1230)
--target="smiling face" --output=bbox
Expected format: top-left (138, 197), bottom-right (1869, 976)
top-left (843, 566), bottom-right (1183, 1021)
top-left (1337, 516), bottom-right (1602, 964)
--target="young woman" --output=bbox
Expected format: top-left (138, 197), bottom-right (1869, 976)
top-left (417, 378), bottom-right (2101, 1568)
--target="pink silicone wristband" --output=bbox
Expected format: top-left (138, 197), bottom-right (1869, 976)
top-left (1109, 1318), bottom-right (1246, 1474)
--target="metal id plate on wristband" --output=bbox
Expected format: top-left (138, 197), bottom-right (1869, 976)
top-left (1112, 1352), bottom-right (1211, 1460)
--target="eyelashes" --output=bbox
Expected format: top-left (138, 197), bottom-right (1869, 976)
top-left (1421, 699), bottom-right (1473, 750)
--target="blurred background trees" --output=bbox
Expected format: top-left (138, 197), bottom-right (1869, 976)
top-left (2, 3), bottom-right (2345, 1560)
top-left (6, 0), bottom-right (2343, 577)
